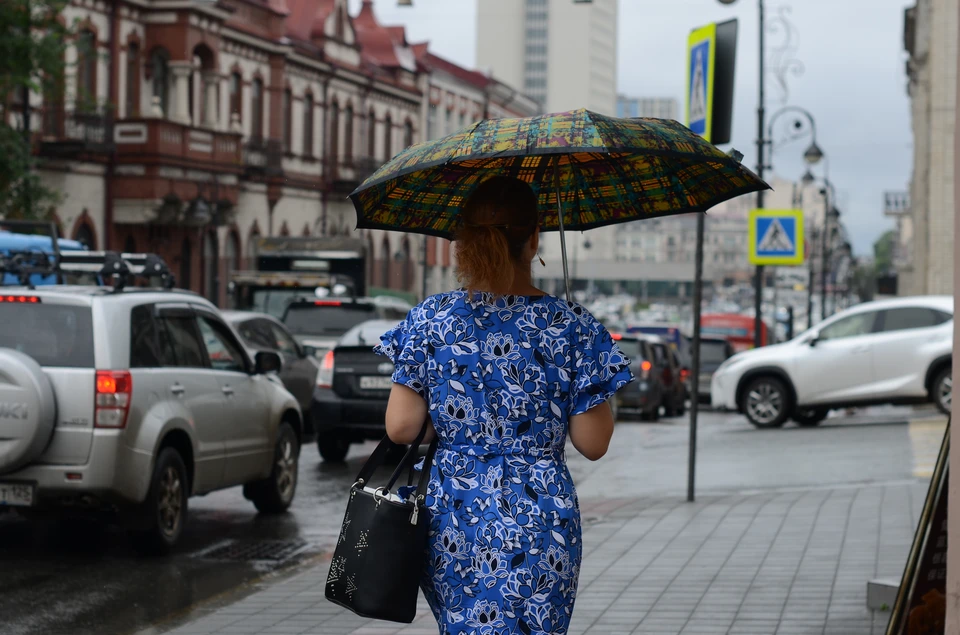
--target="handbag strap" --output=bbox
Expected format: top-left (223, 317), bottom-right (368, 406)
top-left (353, 418), bottom-right (439, 500)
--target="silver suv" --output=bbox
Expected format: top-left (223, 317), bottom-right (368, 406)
top-left (0, 285), bottom-right (303, 554)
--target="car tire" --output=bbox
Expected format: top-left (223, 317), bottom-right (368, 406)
top-left (245, 422), bottom-right (299, 514)
top-left (317, 432), bottom-right (350, 463)
top-left (129, 447), bottom-right (189, 556)
top-left (792, 408), bottom-right (829, 427)
top-left (742, 377), bottom-right (791, 429)
top-left (932, 367), bottom-right (952, 415)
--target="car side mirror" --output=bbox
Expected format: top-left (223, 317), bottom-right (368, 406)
top-left (302, 345), bottom-right (319, 359)
top-left (255, 351), bottom-right (283, 374)
top-left (808, 332), bottom-right (820, 347)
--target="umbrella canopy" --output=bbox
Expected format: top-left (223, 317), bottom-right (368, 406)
top-left (350, 108), bottom-right (769, 240)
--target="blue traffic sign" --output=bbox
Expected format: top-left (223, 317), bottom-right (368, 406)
top-left (686, 23), bottom-right (716, 141)
top-left (748, 209), bottom-right (805, 266)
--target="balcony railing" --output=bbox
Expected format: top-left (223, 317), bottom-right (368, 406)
top-left (243, 138), bottom-right (284, 177)
top-left (39, 108), bottom-right (114, 158)
top-left (112, 119), bottom-right (243, 170)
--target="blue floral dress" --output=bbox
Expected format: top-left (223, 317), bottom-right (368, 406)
top-left (376, 290), bottom-right (633, 635)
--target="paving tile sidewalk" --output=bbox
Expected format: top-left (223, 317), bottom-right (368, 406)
top-left (151, 482), bottom-right (924, 635)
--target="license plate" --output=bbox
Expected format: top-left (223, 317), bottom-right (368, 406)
top-left (0, 482), bottom-right (35, 507)
top-left (359, 376), bottom-right (393, 390)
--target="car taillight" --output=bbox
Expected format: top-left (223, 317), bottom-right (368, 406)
top-left (0, 295), bottom-right (40, 303)
top-left (680, 368), bottom-right (691, 382)
top-left (317, 350), bottom-right (335, 388)
top-left (95, 370), bottom-right (132, 428)
top-left (640, 360), bottom-right (652, 380)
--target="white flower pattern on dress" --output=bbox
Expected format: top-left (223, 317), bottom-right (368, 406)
top-left (375, 290), bottom-right (633, 635)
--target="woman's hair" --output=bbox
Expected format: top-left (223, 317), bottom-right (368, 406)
top-left (454, 176), bottom-right (539, 296)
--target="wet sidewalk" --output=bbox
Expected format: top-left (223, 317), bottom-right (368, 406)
top-left (149, 482), bottom-right (923, 635)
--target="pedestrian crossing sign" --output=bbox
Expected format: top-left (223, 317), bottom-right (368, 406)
top-left (686, 23), bottom-right (717, 141)
top-left (748, 209), bottom-right (805, 266)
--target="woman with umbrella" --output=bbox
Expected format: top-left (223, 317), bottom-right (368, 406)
top-left (362, 110), bottom-right (767, 633)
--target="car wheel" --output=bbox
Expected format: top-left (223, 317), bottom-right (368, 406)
top-left (743, 377), bottom-right (790, 429)
top-left (245, 422), bottom-right (299, 514)
top-left (129, 447), bottom-right (188, 556)
top-left (933, 368), bottom-right (952, 415)
top-left (317, 432), bottom-right (350, 463)
top-left (792, 408), bottom-right (829, 427)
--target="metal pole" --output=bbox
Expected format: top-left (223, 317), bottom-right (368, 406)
top-left (807, 246), bottom-right (815, 328)
top-left (753, 0), bottom-right (766, 348)
top-left (688, 212), bottom-right (705, 502)
top-left (820, 183), bottom-right (829, 321)
top-left (553, 159), bottom-right (572, 301)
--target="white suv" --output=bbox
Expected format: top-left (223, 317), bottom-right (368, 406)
top-left (0, 282), bottom-right (302, 553)
top-left (711, 296), bottom-right (953, 428)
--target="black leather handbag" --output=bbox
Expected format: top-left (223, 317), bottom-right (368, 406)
top-left (325, 424), bottom-right (438, 623)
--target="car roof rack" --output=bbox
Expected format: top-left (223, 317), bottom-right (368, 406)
top-left (0, 250), bottom-right (177, 291)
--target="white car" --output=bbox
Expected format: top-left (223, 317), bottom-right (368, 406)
top-left (711, 296), bottom-right (953, 428)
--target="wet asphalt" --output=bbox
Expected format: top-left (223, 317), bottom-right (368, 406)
top-left (0, 407), bottom-right (929, 635)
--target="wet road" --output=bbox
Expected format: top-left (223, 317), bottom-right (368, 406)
top-left (0, 407), bottom-right (938, 635)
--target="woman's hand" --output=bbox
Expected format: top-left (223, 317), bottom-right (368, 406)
top-left (385, 383), bottom-right (434, 444)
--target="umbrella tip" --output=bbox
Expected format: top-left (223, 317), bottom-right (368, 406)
top-left (727, 148), bottom-right (745, 163)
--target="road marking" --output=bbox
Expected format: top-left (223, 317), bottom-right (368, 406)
top-left (909, 417), bottom-right (948, 478)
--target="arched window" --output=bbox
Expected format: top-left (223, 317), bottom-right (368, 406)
top-left (202, 230), bottom-right (219, 304)
top-left (150, 49), bottom-right (170, 117)
top-left (403, 120), bottom-right (414, 148)
top-left (367, 108), bottom-right (376, 158)
top-left (123, 235), bottom-right (136, 254)
top-left (303, 93), bottom-right (314, 157)
top-left (76, 29), bottom-right (97, 111)
top-left (282, 88), bottom-right (292, 152)
top-left (125, 41), bottom-right (140, 117)
top-left (344, 105), bottom-right (354, 164)
top-left (251, 78), bottom-right (264, 141)
top-left (229, 71), bottom-right (242, 121)
top-left (225, 230), bottom-right (240, 279)
top-left (180, 237), bottom-right (193, 290)
top-left (246, 227), bottom-right (261, 269)
top-left (380, 236), bottom-right (390, 288)
top-left (383, 113), bottom-right (392, 160)
top-left (328, 99), bottom-right (340, 170)
top-left (74, 222), bottom-right (96, 249)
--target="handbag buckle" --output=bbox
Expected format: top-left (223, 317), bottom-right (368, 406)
top-left (373, 487), bottom-right (389, 508)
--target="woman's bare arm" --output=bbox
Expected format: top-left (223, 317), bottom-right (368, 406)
top-left (568, 401), bottom-right (614, 461)
top-left (385, 383), bottom-right (434, 444)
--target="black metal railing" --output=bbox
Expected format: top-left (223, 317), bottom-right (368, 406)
top-left (243, 138), bottom-right (284, 177)
top-left (39, 107), bottom-right (113, 157)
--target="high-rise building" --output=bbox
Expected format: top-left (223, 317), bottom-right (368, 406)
top-left (616, 95), bottom-right (679, 121)
top-left (476, 0), bottom-right (618, 114)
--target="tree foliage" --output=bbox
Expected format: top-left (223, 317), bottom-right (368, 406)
top-left (0, 0), bottom-right (71, 219)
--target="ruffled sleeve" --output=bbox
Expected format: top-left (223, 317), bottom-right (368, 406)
top-left (374, 311), bottom-right (430, 399)
top-left (569, 314), bottom-right (634, 416)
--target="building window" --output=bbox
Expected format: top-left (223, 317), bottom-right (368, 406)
top-left (76, 29), bottom-right (97, 111)
top-left (445, 109), bottom-right (452, 135)
top-left (426, 104), bottom-right (437, 140)
top-left (202, 230), bottom-right (218, 303)
top-left (303, 93), bottom-right (314, 157)
top-left (282, 88), bottom-right (292, 152)
top-left (125, 42), bottom-right (140, 117)
top-left (150, 49), bottom-right (169, 117)
top-left (329, 99), bottom-right (340, 168)
top-left (344, 105), bottom-right (354, 163)
top-left (383, 113), bottom-right (392, 159)
top-left (229, 71), bottom-right (242, 120)
top-left (367, 109), bottom-right (376, 158)
top-left (250, 78), bottom-right (264, 141)
top-left (403, 120), bottom-right (413, 148)
top-left (180, 237), bottom-right (193, 290)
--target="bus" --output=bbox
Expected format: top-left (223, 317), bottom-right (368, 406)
top-left (700, 313), bottom-right (769, 352)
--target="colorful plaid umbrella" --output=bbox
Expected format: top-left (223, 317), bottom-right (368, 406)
top-left (349, 108), bottom-right (769, 297)
top-left (351, 109), bottom-right (768, 237)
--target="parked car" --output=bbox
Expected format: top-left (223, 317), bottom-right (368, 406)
top-left (644, 336), bottom-right (686, 417)
top-left (225, 310), bottom-right (320, 440)
top-left (680, 336), bottom-right (736, 404)
top-left (613, 334), bottom-right (663, 421)
top-left (0, 271), bottom-right (303, 554)
top-left (312, 319), bottom-right (401, 462)
top-left (711, 296), bottom-right (954, 428)
top-left (281, 297), bottom-right (409, 361)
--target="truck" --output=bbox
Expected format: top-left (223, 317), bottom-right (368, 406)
top-left (228, 236), bottom-right (368, 319)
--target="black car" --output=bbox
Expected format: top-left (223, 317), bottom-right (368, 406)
top-left (281, 297), bottom-right (409, 361)
top-left (312, 319), bottom-right (400, 462)
top-left (644, 336), bottom-right (686, 418)
top-left (612, 334), bottom-right (663, 421)
top-left (225, 311), bottom-right (321, 440)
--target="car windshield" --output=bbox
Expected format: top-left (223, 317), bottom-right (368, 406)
top-left (699, 341), bottom-right (730, 364)
top-left (0, 303), bottom-right (94, 367)
top-left (283, 304), bottom-right (377, 336)
top-left (250, 289), bottom-right (323, 320)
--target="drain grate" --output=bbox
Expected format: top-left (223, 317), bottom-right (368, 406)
top-left (199, 539), bottom-right (311, 563)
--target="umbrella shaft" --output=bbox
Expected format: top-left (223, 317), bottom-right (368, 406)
top-left (553, 160), bottom-right (572, 301)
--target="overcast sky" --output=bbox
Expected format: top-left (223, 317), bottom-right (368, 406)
top-left (352, 0), bottom-right (914, 256)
